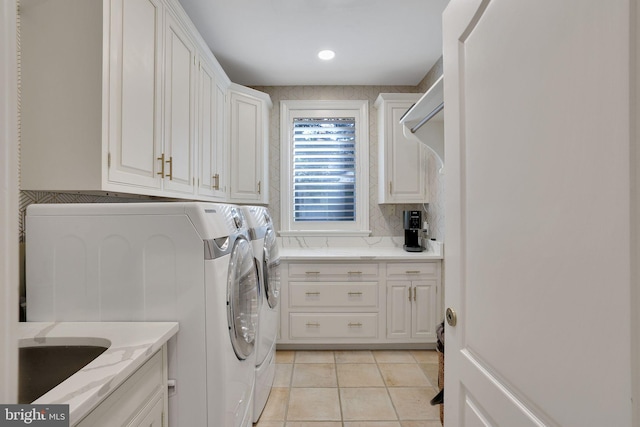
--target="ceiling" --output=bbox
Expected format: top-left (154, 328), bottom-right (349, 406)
top-left (177, 0), bottom-right (449, 87)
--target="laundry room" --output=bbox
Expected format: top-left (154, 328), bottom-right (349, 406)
top-left (2, 0), bottom-right (639, 427)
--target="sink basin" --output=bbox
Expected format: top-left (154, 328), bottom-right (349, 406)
top-left (19, 338), bottom-right (110, 403)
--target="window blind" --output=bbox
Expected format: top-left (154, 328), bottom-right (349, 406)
top-left (292, 117), bottom-right (356, 222)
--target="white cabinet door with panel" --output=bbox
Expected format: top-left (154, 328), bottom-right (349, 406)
top-left (162, 9), bottom-right (196, 196)
top-left (228, 83), bottom-right (272, 204)
top-left (386, 262), bottom-right (440, 342)
top-left (196, 56), bottom-right (229, 199)
top-left (107, 0), bottom-right (164, 191)
top-left (375, 93), bottom-right (429, 204)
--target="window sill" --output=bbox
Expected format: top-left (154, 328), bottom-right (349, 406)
top-left (278, 230), bottom-right (372, 237)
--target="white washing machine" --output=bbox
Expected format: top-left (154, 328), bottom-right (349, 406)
top-left (26, 202), bottom-right (259, 427)
top-left (240, 206), bottom-right (280, 422)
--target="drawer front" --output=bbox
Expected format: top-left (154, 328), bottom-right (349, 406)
top-left (290, 313), bottom-right (378, 339)
top-left (289, 282), bottom-right (378, 308)
top-left (288, 263), bottom-right (378, 279)
top-left (386, 262), bottom-right (439, 277)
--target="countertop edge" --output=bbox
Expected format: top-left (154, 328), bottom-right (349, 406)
top-left (18, 322), bottom-right (179, 425)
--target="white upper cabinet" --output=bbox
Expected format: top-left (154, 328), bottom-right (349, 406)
top-left (19, 0), bottom-right (234, 202)
top-left (196, 56), bottom-right (230, 200)
top-left (375, 93), bottom-right (429, 204)
top-left (228, 83), bottom-right (272, 204)
top-left (107, 0), bottom-right (164, 190)
top-left (162, 9), bottom-right (196, 196)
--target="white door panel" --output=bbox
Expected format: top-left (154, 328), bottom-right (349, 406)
top-left (443, 0), bottom-right (633, 425)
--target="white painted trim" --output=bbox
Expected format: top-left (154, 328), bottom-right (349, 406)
top-left (280, 99), bottom-right (370, 236)
top-left (0, 0), bottom-right (19, 404)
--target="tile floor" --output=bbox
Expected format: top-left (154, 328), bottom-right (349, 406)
top-left (254, 350), bottom-right (443, 427)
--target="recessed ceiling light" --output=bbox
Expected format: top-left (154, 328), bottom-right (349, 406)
top-left (318, 50), bottom-right (335, 60)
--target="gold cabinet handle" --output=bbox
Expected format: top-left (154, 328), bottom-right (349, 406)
top-left (257, 180), bottom-right (261, 194)
top-left (305, 292), bottom-right (320, 296)
top-left (347, 271), bottom-right (362, 275)
top-left (406, 270), bottom-right (421, 274)
top-left (212, 173), bottom-right (220, 190)
top-left (348, 322), bottom-right (362, 327)
top-left (408, 287), bottom-right (412, 302)
top-left (305, 322), bottom-right (320, 327)
top-left (389, 181), bottom-right (392, 195)
top-left (166, 156), bottom-right (173, 180)
top-left (413, 287), bottom-right (417, 302)
top-left (305, 271), bottom-right (320, 275)
top-left (157, 153), bottom-right (165, 178)
top-left (347, 292), bottom-right (363, 296)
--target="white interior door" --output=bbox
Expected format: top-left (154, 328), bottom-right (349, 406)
top-left (443, 1), bottom-right (634, 426)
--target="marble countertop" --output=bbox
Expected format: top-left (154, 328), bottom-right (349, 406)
top-left (278, 237), bottom-right (444, 260)
top-left (18, 322), bottom-right (179, 425)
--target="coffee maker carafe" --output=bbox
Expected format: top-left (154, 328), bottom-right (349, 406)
top-left (403, 210), bottom-right (424, 252)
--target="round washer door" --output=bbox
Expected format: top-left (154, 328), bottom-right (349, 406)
top-left (262, 227), bottom-right (280, 309)
top-left (227, 236), bottom-right (259, 360)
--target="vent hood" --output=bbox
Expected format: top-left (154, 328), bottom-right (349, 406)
top-left (399, 75), bottom-right (444, 168)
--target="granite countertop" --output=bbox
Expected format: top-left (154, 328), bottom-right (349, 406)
top-left (18, 322), bottom-right (179, 425)
top-left (278, 236), bottom-right (444, 261)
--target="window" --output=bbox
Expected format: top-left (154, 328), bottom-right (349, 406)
top-left (280, 100), bottom-right (370, 236)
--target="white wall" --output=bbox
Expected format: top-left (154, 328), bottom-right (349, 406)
top-left (0, 0), bottom-right (19, 404)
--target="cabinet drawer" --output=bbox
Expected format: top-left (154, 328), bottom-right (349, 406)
top-left (288, 263), bottom-right (378, 278)
top-left (289, 313), bottom-right (378, 339)
top-left (289, 282), bottom-right (378, 308)
top-left (386, 262), bottom-right (439, 277)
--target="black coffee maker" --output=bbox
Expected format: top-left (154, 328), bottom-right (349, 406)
top-left (403, 210), bottom-right (424, 252)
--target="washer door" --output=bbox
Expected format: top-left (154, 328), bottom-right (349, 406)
top-left (262, 227), bottom-right (280, 309)
top-left (227, 236), bottom-right (259, 360)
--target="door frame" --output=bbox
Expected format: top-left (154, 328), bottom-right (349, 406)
top-left (0, 0), bottom-right (19, 404)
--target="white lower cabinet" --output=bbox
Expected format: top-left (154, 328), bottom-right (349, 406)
top-left (75, 346), bottom-right (168, 427)
top-left (280, 260), bottom-right (441, 346)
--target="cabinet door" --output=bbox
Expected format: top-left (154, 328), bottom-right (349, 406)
top-left (411, 280), bottom-right (437, 339)
top-left (229, 91), bottom-right (264, 202)
top-left (108, 0), bottom-right (163, 190)
top-left (386, 281), bottom-right (411, 339)
top-left (213, 79), bottom-right (228, 196)
top-left (129, 392), bottom-right (164, 427)
top-left (196, 59), bottom-right (217, 198)
top-left (163, 10), bottom-right (195, 195)
top-left (385, 102), bottom-right (428, 203)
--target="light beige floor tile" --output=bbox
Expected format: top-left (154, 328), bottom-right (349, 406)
top-left (388, 387), bottom-right (440, 420)
top-left (292, 364), bottom-right (337, 387)
top-left (287, 388), bottom-right (341, 421)
top-left (344, 422), bottom-right (401, 427)
top-left (295, 350), bottom-right (335, 363)
top-left (334, 350), bottom-right (375, 364)
top-left (410, 350), bottom-right (439, 364)
top-left (336, 363), bottom-right (385, 387)
top-left (276, 350), bottom-right (295, 363)
top-left (255, 422), bottom-right (285, 427)
top-left (274, 363), bottom-right (293, 387)
top-left (285, 423), bottom-right (342, 427)
top-left (340, 388), bottom-right (398, 421)
top-left (379, 363), bottom-right (430, 387)
top-left (259, 387), bottom-right (289, 421)
top-left (418, 363), bottom-right (439, 388)
top-left (372, 350), bottom-right (416, 363)
top-left (400, 422), bottom-right (443, 427)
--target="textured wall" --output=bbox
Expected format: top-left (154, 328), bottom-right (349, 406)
top-left (416, 56), bottom-right (444, 241)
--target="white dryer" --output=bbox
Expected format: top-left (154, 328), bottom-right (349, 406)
top-left (26, 202), bottom-right (259, 427)
top-left (240, 206), bottom-right (280, 422)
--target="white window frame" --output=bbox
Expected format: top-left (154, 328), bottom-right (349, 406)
top-left (280, 100), bottom-right (370, 236)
